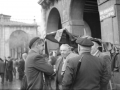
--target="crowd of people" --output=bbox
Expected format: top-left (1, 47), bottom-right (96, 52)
top-left (19, 35), bottom-right (116, 90)
top-left (0, 35), bottom-right (119, 90)
top-left (0, 53), bottom-right (27, 84)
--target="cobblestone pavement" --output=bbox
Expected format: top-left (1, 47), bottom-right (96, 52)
top-left (0, 78), bottom-right (21, 90)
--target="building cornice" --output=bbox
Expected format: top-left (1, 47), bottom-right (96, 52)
top-left (0, 21), bottom-right (38, 27)
top-left (38, 0), bottom-right (58, 9)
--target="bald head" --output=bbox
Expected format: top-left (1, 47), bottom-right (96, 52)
top-left (60, 44), bottom-right (71, 51)
top-left (22, 53), bottom-right (27, 60)
top-left (60, 44), bottom-right (71, 58)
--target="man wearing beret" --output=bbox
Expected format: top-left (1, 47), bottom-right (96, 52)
top-left (91, 38), bottom-right (111, 90)
top-left (25, 37), bottom-right (54, 90)
top-left (62, 37), bottom-right (110, 90)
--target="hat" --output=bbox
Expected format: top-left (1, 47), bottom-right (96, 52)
top-left (90, 38), bottom-right (101, 46)
top-left (76, 37), bottom-right (94, 47)
top-left (29, 37), bottom-right (40, 49)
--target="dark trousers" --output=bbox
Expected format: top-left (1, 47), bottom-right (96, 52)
top-left (19, 73), bottom-right (24, 81)
top-left (13, 68), bottom-right (16, 77)
top-left (6, 70), bottom-right (13, 82)
top-left (0, 73), bottom-right (4, 83)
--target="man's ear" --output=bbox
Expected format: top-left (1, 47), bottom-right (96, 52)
top-left (78, 44), bottom-right (80, 53)
top-left (34, 42), bottom-right (38, 48)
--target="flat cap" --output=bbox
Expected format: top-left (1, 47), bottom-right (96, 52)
top-left (90, 38), bottom-right (101, 46)
top-left (76, 37), bottom-right (94, 47)
top-left (29, 37), bottom-right (40, 49)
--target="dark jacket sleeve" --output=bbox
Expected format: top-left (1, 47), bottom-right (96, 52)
top-left (34, 55), bottom-right (54, 76)
top-left (100, 55), bottom-right (111, 90)
top-left (62, 59), bottom-right (74, 90)
top-left (7, 60), bottom-right (13, 71)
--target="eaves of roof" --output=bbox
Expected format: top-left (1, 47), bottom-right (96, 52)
top-left (0, 21), bottom-right (38, 27)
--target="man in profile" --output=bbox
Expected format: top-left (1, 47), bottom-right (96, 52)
top-left (91, 38), bottom-right (111, 90)
top-left (25, 37), bottom-right (54, 90)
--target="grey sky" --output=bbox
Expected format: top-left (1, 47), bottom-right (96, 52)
top-left (0, 0), bottom-right (42, 23)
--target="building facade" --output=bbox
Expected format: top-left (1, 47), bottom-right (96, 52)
top-left (38, 0), bottom-right (120, 51)
top-left (0, 14), bottom-right (38, 59)
top-left (38, 0), bottom-right (120, 89)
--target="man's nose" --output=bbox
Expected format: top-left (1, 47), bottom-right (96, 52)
top-left (61, 52), bottom-right (63, 54)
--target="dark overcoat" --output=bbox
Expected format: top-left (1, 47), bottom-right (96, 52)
top-left (25, 50), bottom-right (54, 90)
top-left (7, 60), bottom-right (13, 71)
top-left (18, 60), bottom-right (25, 75)
top-left (62, 52), bottom-right (110, 90)
top-left (0, 60), bottom-right (5, 73)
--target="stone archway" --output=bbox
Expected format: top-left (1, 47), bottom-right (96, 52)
top-left (83, 0), bottom-right (101, 38)
top-left (46, 7), bottom-right (62, 52)
top-left (69, 0), bottom-right (101, 38)
top-left (9, 30), bottom-right (29, 59)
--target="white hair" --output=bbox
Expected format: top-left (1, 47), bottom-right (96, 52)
top-left (60, 44), bottom-right (71, 50)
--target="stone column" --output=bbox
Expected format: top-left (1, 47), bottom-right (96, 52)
top-left (62, 0), bottom-right (85, 36)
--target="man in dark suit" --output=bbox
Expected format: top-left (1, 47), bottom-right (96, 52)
top-left (18, 55), bottom-right (26, 81)
top-left (7, 57), bottom-right (13, 82)
top-left (55, 44), bottom-right (79, 90)
top-left (0, 58), bottom-right (5, 84)
top-left (18, 53), bottom-right (27, 81)
top-left (91, 38), bottom-right (111, 90)
top-left (62, 37), bottom-right (110, 90)
top-left (25, 37), bottom-right (54, 90)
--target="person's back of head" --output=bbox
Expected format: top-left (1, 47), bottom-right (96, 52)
top-left (7, 56), bottom-right (11, 61)
top-left (76, 37), bottom-right (94, 54)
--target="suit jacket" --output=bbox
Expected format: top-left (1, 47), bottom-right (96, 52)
top-left (7, 60), bottom-right (13, 71)
top-left (96, 51), bottom-right (111, 90)
top-left (55, 52), bottom-right (79, 89)
top-left (62, 52), bottom-right (110, 90)
top-left (97, 51), bottom-right (111, 75)
top-left (25, 50), bottom-right (54, 90)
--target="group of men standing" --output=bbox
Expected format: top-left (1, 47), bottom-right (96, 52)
top-left (0, 53), bottom-right (27, 84)
top-left (0, 57), bottom-right (13, 84)
top-left (24, 36), bottom-right (111, 90)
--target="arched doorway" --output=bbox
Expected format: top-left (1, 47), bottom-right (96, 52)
top-left (9, 30), bottom-right (29, 59)
top-left (69, 0), bottom-right (101, 38)
top-left (47, 8), bottom-right (62, 52)
top-left (83, 0), bottom-right (101, 38)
